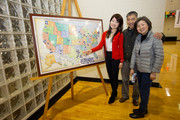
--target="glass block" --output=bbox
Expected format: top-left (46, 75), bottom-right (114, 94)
top-left (56, 79), bottom-right (62, 90)
top-left (34, 82), bottom-right (43, 95)
top-left (16, 49), bottom-right (28, 61)
top-left (19, 62), bottom-right (29, 75)
top-left (54, 0), bottom-right (59, 4)
top-left (30, 60), bottom-right (36, 71)
top-left (14, 35), bottom-right (26, 48)
top-left (55, 5), bottom-right (60, 15)
top-left (35, 93), bottom-right (44, 106)
top-left (33, 8), bottom-right (41, 14)
top-left (5, 66), bottom-right (19, 80)
top-left (1, 50), bottom-right (16, 65)
top-left (26, 35), bottom-right (33, 46)
top-left (8, 2), bottom-right (21, 17)
top-left (32, 72), bottom-right (38, 77)
top-left (11, 19), bottom-right (23, 32)
top-left (24, 20), bottom-right (31, 33)
top-left (0, 101), bottom-right (10, 119)
top-left (50, 84), bottom-right (56, 95)
top-left (12, 106), bottom-right (26, 120)
top-left (0, 35), bottom-right (14, 49)
top-left (0, 0), bottom-right (8, 15)
top-left (0, 69), bottom-right (5, 83)
top-left (41, 10), bottom-right (49, 15)
top-left (21, 0), bottom-right (31, 5)
top-left (56, 74), bottom-right (62, 80)
top-left (28, 47), bottom-right (35, 58)
top-left (48, 2), bottom-right (55, 13)
top-left (21, 75), bottom-right (31, 88)
top-left (8, 80), bottom-right (21, 95)
top-left (22, 5), bottom-right (32, 18)
top-left (43, 89), bottom-right (47, 99)
top-left (42, 78), bottom-right (49, 90)
top-left (10, 93), bottom-right (24, 111)
top-left (24, 87), bottom-right (34, 102)
top-left (0, 17), bottom-right (10, 32)
top-left (0, 85), bottom-right (8, 100)
top-left (2, 115), bottom-right (13, 120)
top-left (40, 0), bottom-right (48, 10)
top-left (25, 99), bottom-right (35, 113)
top-left (32, 0), bottom-right (40, 8)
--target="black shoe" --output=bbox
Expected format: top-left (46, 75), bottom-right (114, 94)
top-left (133, 109), bottom-right (148, 114)
top-left (108, 92), bottom-right (117, 104)
top-left (133, 99), bottom-right (139, 106)
top-left (119, 97), bottom-right (129, 103)
top-left (129, 112), bottom-right (145, 119)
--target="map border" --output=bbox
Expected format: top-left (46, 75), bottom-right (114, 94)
top-left (30, 14), bottom-right (105, 76)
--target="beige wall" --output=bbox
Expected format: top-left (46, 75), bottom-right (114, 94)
top-left (164, 0), bottom-right (180, 40)
top-left (164, 17), bottom-right (180, 40)
top-left (72, 0), bottom-right (166, 82)
top-left (72, 0), bottom-right (166, 32)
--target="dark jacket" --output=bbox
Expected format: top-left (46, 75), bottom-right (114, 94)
top-left (123, 28), bottom-right (138, 62)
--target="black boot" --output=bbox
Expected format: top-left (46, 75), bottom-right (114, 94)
top-left (129, 109), bottom-right (146, 118)
top-left (129, 111), bottom-right (145, 118)
top-left (108, 91), bottom-right (117, 104)
top-left (133, 109), bottom-right (148, 114)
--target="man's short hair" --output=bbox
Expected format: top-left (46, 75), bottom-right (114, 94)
top-left (126, 11), bottom-right (138, 18)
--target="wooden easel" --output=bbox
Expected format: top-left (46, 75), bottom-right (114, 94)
top-left (30, 0), bottom-right (108, 120)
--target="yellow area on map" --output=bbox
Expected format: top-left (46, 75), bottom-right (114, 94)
top-left (48, 21), bottom-right (55, 27)
top-left (57, 35), bottom-right (63, 45)
top-left (45, 54), bottom-right (56, 67)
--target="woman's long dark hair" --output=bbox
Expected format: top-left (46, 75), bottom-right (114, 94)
top-left (106, 14), bottom-right (123, 39)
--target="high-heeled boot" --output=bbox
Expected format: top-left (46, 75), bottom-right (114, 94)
top-left (108, 91), bottom-right (117, 104)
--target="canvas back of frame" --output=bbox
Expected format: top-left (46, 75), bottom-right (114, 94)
top-left (30, 14), bottom-right (105, 76)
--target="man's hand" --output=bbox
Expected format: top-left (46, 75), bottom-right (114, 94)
top-left (130, 69), bottom-right (134, 76)
top-left (119, 63), bottom-right (123, 69)
top-left (153, 32), bottom-right (163, 40)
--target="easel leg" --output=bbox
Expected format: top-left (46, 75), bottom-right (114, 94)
top-left (96, 65), bottom-right (108, 96)
top-left (70, 72), bottom-right (74, 99)
top-left (61, 0), bottom-right (67, 16)
top-left (43, 76), bottom-right (53, 120)
top-left (74, 0), bottom-right (82, 17)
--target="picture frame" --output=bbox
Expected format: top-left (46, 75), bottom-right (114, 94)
top-left (30, 14), bottom-right (105, 76)
top-left (175, 10), bottom-right (180, 28)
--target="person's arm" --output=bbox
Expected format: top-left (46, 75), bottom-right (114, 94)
top-left (84, 32), bottom-right (106, 55)
top-left (153, 32), bottom-right (166, 43)
top-left (119, 33), bottom-right (124, 63)
top-left (151, 38), bottom-right (164, 80)
top-left (161, 33), bottom-right (166, 43)
top-left (91, 32), bottom-right (106, 52)
top-left (130, 39), bottom-right (137, 76)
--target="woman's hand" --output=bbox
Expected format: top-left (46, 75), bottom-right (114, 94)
top-left (150, 72), bottom-right (156, 80)
top-left (130, 69), bottom-right (134, 76)
top-left (153, 32), bottom-right (163, 40)
top-left (82, 50), bottom-right (92, 55)
top-left (119, 63), bottom-right (123, 69)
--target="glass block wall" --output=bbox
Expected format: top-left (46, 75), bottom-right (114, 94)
top-left (0, 0), bottom-right (73, 120)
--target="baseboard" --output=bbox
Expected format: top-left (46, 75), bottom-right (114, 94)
top-left (75, 76), bottom-right (162, 88)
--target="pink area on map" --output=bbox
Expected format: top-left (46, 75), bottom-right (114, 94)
top-left (63, 45), bottom-right (71, 54)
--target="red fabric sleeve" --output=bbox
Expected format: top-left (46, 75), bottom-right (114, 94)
top-left (91, 31), bottom-right (106, 52)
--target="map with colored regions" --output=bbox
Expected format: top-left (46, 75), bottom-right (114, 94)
top-left (32, 16), bottom-right (104, 75)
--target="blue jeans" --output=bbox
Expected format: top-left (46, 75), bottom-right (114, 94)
top-left (137, 71), bottom-right (152, 112)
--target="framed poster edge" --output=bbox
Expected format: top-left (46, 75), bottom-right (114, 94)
top-left (29, 13), bottom-right (105, 77)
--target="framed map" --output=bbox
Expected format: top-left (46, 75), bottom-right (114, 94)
top-left (30, 14), bottom-right (105, 76)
